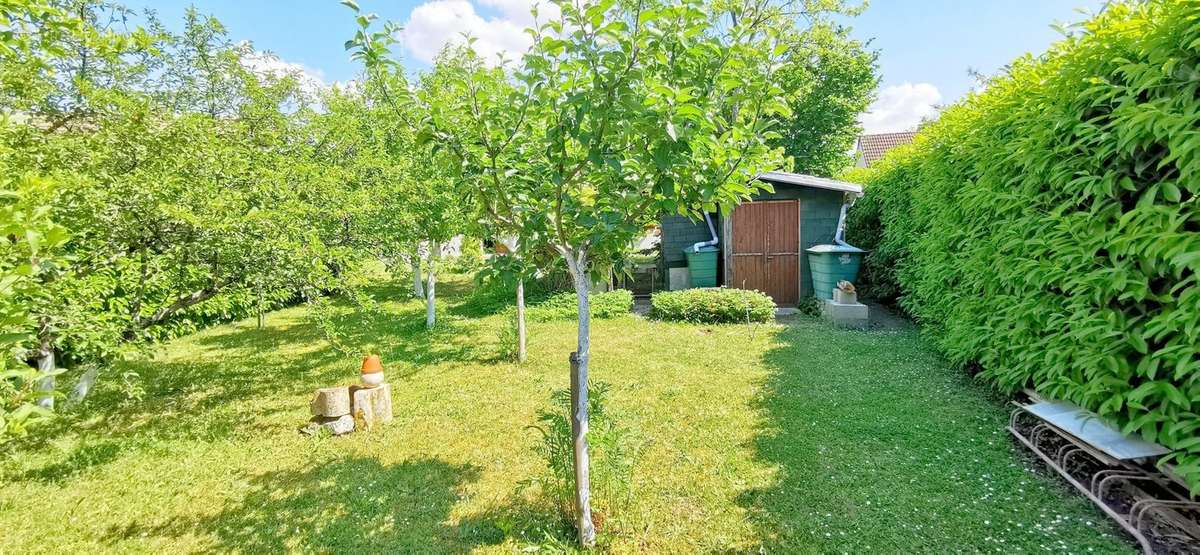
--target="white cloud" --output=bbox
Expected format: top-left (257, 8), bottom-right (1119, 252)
top-left (859, 82), bottom-right (942, 134)
top-left (398, 0), bottom-right (557, 65)
top-left (238, 42), bottom-right (328, 97)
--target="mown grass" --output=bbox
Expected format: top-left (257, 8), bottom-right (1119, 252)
top-left (0, 275), bottom-right (1132, 553)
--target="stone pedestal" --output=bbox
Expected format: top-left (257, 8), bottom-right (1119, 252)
top-left (833, 288), bottom-right (857, 305)
top-left (351, 383), bottom-right (393, 430)
top-left (310, 386), bottom-right (351, 417)
top-left (821, 298), bottom-right (869, 330)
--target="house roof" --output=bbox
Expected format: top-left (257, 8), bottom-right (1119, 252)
top-left (855, 131), bottom-right (916, 167)
top-left (757, 171), bottom-right (863, 196)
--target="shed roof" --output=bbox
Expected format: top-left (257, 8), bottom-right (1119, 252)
top-left (757, 171), bottom-right (863, 195)
top-left (855, 131), bottom-right (916, 167)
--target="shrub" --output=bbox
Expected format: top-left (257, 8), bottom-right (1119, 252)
top-left (649, 287), bottom-right (775, 324)
top-left (528, 290), bottom-right (634, 322)
top-left (847, 0), bottom-right (1200, 490)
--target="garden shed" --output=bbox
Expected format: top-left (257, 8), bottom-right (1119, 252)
top-left (659, 171), bottom-right (863, 306)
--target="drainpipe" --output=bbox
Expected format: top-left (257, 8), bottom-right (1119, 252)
top-left (833, 203), bottom-right (850, 246)
top-left (690, 212), bottom-right (719, 252)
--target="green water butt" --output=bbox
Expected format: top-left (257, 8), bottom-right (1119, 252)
top-left (684, 246), bottom-right (719, 288)
top-left (806, 244), bottom-right (865, 300)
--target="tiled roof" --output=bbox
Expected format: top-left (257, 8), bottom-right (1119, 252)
top-left (856, 131), bottom-right (916, 167)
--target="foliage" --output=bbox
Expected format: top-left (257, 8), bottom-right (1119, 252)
top-left (769, 10), bottom-right (878, 176)
top-left (0, 0), bottom-right (398, 435)
top-left (846, 0), bottom-right (1200, 489)
top-left (795, 295), bottom-right (822, 318)
top-left (528, 382), bottom-right (636, 530)
top-left (527, 290), bottom-right (633, 322)
top-left (841, 154), bottom-right (920, 303)
top-left (650, 287), bottom-right (775, 324)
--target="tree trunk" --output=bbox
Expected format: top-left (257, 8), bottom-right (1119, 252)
top-left (69, 366), bottom-right (99, 405)
top-left (564, 252), bottom-right (596, 547)
top-left (425, 241), bottom-right (439, 329)
top-left (256, 278), bottom-right (265, 329)
top-left (516, 278), bottom-right (527, 363)
top-left (35, 325), bottom-right (55, 410)
top-left (411, 255), bottom-right (424, 299)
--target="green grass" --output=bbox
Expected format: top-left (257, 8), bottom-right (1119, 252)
top-left (0, 275), bottom-right (1132, 553)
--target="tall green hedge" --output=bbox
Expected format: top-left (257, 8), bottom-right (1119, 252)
top-left (846, 0), bottom-right (1200, 489)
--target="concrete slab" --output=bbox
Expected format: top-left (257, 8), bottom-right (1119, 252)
top-left (821, 298), bottom-right (869, 330)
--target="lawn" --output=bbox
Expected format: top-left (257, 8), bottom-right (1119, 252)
top-left (0, 275), bottom-right (1133, 553)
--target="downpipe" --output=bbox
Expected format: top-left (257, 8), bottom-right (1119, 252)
top-left (690, 212), bottom-right (719, 252)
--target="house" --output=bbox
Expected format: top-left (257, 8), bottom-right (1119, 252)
top-left (658, 171), bottom-right (863, 306)
top-left (854, 131), bottom-right (916, 168)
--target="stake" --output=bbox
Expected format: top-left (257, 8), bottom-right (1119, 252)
top-left (570, 351), bottom-right (596, 547)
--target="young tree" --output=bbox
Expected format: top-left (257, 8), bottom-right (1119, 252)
top-left (344, 26), bottom-right (471, 329)
top-left (349, 0), bottom-right (857, 544)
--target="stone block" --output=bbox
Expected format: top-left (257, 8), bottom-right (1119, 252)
top-left (310, 386), bottom-right (351, 417)
top-left (821, 298), bottom-right (869, 330)
top-left (351, 383), bottom-right (393, 430)
top-left (300, 414), bottom-right (355, 436)
top-left (833, 288), bottom-right (857, 304)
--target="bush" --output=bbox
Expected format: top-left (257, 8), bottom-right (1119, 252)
top-left (847, 0), bottom-right (1200, 490)
top-left (528, 290), bottom-right (634, 322)
top-left (649, 287), bottom-right (775, 324)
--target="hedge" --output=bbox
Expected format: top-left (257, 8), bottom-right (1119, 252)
top-left (649, 287), bottom-right (775, 324)
top-left (528, 290), bottom-right (634, 322)
top-left (845, 0), bottom-right (1200, 489)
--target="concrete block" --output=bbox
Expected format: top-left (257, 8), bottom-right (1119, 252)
top-left (668, 267), bottom-right (690, 291)
top-left (310, 386), bottom-right (351, 417)
top-left (833, 288), bottom-right (857, 304)
top-left (821, 298), bottom-right (869, 330)
top-left (351, 383), bottom-right (393, 430)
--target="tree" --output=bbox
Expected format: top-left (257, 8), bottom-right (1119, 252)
top-left (769, 11), bottom-right (878, 176)
top-left (343, 25), bottom-right (472, 329)
top-left (347, 0), bottom-right (836, 544)
top-left (3, 1), bottom-right (361, 415)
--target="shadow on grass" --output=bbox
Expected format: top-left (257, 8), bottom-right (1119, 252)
top-left (737, 321), bottom-right (1129, 552)
top-left (104, 456), bottom-right (495, 553)
top-left (10, 282), bottom-right (497, 482)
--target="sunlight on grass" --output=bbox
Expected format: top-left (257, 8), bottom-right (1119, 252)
top-left (0, 275), bottom-right (1132, 553)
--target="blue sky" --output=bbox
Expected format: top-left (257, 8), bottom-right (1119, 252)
top-left (132, 0), bottom-right (1107, 133)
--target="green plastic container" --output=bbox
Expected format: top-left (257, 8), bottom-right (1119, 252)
top-left (684, 246), bottom-right (719, 287)
top-left (806, 244), bottom-right (865, 300)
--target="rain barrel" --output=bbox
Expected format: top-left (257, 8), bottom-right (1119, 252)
top-left (806, 244), bottom-right (865, 300)
top-left (683, 246), bottom-right (719, 288)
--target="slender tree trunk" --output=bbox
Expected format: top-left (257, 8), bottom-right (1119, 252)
top-left (411, 255), bottom-right (424, 299)
top-left (425, 241), bottom-right (439, 329)
top-left (256, 278), bottom-right (265, 329)
top-left (35, 321), bottom-right (55, 410)
top-left (69, 366), bottom-right (99, 405)
top-left (564, 251), bottom-right (596, 547)
top-left (516, 278), bottom-right (527, 363)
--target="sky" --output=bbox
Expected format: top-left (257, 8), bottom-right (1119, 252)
top-left (130, 0), bottom-right (1108, 134)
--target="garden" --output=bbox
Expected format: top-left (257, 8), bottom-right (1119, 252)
top-left (2, 0), bottom-right (1197, 552)
top-left (0, 275), bottom-right (1132, 552)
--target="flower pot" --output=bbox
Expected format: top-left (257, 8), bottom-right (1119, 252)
top-left (360, 355), bottom-right (384, 388)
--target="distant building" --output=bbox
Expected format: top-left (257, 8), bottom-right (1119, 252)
top-left (854, 131), bottom-right (916, 168)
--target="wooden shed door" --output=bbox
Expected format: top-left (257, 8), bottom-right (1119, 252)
top-left (730, 200), bottom-right (800, 306)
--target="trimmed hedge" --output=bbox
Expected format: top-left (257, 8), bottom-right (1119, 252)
top-left (650, 287), bottom-right (775, 324)
top-left (846, 0), bottom-right (1200, 489)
